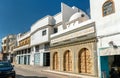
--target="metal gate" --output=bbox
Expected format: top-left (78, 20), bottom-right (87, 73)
top-left (17, 56), bottom-right (20, 64)
top-left (34, 53), bottom-right (40, 65)
top-left (20, 56), bottom-right (24, 64)
top-left (43, 53), bottom-right (50, 66)
top-left (24, 55), bottom-right (27, 65)
top-left (26, 55), bottom-right (30, 65)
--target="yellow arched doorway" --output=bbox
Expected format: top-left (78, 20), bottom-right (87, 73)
top-left (79, 48), bottom-right (92, 74)
top-left (53, 52), bottom-right (59, 70)
top-left (64, 50), bottom-right (72, 72)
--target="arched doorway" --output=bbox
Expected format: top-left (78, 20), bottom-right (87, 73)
top-left (53, 52), bottom-right (59, 70)
top-left (79, 48), bottom-right (92, 74)
top-left (64, 50), bottom-right (72, 72)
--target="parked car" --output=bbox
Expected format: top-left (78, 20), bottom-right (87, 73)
top-left (0, 61), bottom-right (16, 78)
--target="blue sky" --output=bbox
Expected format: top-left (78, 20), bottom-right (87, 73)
top-left (0, 0), bottom-right (90, 51)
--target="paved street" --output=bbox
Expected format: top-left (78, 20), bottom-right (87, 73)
top-left (15, 66), bottom-right (46, 78)
top-left (15, 66), bottom-right (71, 78)
top-left (14, 64), bottom-right (97, 78)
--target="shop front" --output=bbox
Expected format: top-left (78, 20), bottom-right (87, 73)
top-left (100, 47), bottom-right (120, 78)
top-left (34, 53), bottom-right (40, 65)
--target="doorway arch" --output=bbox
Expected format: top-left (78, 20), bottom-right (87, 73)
top-left (64, 50), bottom-right (72, 72)
top-left (78, 48), bottom-right (92, 74)
top-left (53, 52), bottom-right (59, 70)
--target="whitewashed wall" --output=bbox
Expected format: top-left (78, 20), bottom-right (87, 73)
top-left (90, 0), bottom-right (120, 36)
top-left (90, 0), bottom-right (120, 77)
top-left (99, 34), bottom-right (120, 48)
top-left (31, 28), bottom-right (49, 46)
top-left (31, 15), bottom-right (54, 33)
top-left (18, 32), bottom-right (30, 41)
top-left (54, 13), bottom-right (62, 24)
top-left (61, 3), bottom-right (79, 22)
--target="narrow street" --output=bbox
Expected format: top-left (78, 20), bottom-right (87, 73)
top-left (15, 66), bottom-right (46, 78)
top-left (15, 66), bottom-right (73, 78)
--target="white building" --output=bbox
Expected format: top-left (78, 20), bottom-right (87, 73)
top-left (90, 0), bottom-right (120, 78)
top-left (30, 3), bottom-right (81, 66)
top-left (14, 32), bottom-right (31, 65)
top-left (30, 15), bottom-right (54, 66)
top-left (50, 2), bottom-right (99, 78)
top-left (1, 0), bottom-right (120, 78)
top-left (13, 2), bottom-right (99, 78)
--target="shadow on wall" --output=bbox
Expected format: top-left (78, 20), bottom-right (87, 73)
top-left (17, 74), bottom-right (47, 78)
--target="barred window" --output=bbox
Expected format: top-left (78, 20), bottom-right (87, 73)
top-left (103, 0), bottom-right (115, 16)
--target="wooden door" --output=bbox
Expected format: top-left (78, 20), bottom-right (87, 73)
top-left (53, 52), bottom-right (58, 70)
top-left (79, 48), bottom-right (92, 74)
top-left (64, 51), bottom-right (72, 72)
top-left (65, 52), bottom-right (68, 71)
top-left (68, 51), bottom-right (72, 71)
top-left (86, 49), bottom-right (92, 74)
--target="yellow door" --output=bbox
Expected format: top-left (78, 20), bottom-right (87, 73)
top-left (79, 49), bottom-right (86, 73)
top-left (79, 48), bottom-right (92, 74)
top-left (68, 51), bottom-right (72, 71)
top-left (86, 49), bottom-right (92, 74)
top-left (53, 52), bottom-right (58, 70)
top-left (64, 51), bottom-right (72, 72)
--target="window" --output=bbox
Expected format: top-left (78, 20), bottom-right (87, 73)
top-left (42, 30), bottom-right (46, 36)
top-left (35, 45), bottom-right (39, 52)
top-left (81, 14), bottom-right (85, 17)
top-left (25, 40), bottom-right (27, 44)
top-left (4, 40), bottom-right (6, 44)
top-left (103, 0), bottom-right (115, 16)
top-left (28, 48), bottom-right (31, 53)
top-left (44, 43), bottom-right (50, 51)
top-left (53, 28), bottom-right (58, 33)
top-left (4, 46), bottom-right (6, 50)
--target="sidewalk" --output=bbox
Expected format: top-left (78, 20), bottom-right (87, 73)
top-left (43, 70), bottom-right (98, 78)
top-left (15, 64), bottom-right (98, 78)
top-left (14, 64), bottom-right (50, 73)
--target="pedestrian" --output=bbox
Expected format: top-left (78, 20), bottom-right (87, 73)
top-left (110, 67), bottom-right (120, 78)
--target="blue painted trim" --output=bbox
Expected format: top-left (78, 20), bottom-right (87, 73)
top-left (100, 56), bottom-right (109, 78)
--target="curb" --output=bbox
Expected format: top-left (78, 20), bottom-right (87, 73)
top-left (42, 70), bottom-right (98, 78)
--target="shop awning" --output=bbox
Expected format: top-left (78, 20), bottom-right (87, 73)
top-left (100, 47), bottom-right (120, 56)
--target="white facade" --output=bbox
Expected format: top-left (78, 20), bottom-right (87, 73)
top-left (53, 3), bottom-right (84, 33)
top-left (90, 0), bottom-right (120, 51)
top-left (90, 0), bottom-right (120, 78)
top-left (30, 15), bottom-right (53, 66)
top-left (29, 3), bottom-right (86, 66)
top-left (14, 31), bottom-right (30, 51)
top-left (90, 0), bottom-right (120, 36)
top-left (1, 1), bottom-right (120, 77)
top-left (14, 32), bottom-right (31, 65)
top-left (31, 27), bottom-right (50, 46)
